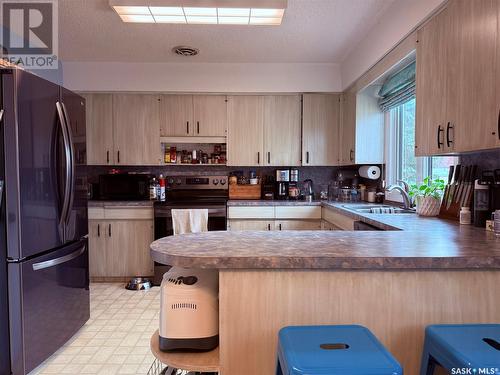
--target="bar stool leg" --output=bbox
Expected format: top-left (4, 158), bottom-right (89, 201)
top-left (276, 360), bottom-right (283, 375)
top-left (420, 339), bottom-right (437, 375)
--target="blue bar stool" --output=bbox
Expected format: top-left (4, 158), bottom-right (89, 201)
top-left (276, 325), bottom-right (403, 375)
top-left (420, 324), bottom-right (500, 375)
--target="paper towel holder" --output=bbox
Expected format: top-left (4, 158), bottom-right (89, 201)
top-left (359, 165), bottom-right (381, 180)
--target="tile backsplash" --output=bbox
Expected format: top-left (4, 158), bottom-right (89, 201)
top-left (87, 165), bottom-right (379, 197)
top-left (460, 149), bottom-right (500, 175)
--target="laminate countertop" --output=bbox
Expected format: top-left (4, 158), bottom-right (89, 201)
top-left (88, 200), bottom-right (154, 207)
top-left (227, 199), bottom-right (322, 206)
top-left (150, 202), bottom-right (500, 270)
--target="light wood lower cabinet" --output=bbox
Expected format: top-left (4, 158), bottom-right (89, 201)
top-left (228, 219), bottom-right (321, 231)
top-left (228, 220), bottom-right (274, 231)
top-left (89, 219), bottom-right (154, 278)
top-left (321, 220), bottom-right (342, 230)
top-left (274, 220), bottom-right (322, 231)
top-left (321, 207), bottom-right (356, 230)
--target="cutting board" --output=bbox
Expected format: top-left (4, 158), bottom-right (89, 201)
top-left (229, 184), bottom-right (262, 200)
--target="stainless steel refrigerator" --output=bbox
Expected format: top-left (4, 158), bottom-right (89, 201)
top-left (0, 68), bottom-right (89, 375)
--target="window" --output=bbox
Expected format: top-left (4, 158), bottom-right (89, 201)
top-left (385, 98), bottom-right (457, 190)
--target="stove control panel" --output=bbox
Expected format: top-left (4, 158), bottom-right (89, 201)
top-left (165, 175), bottom-right (228, 190)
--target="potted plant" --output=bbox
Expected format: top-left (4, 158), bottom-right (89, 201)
top-left (409, 177), bottom-right (445, 217)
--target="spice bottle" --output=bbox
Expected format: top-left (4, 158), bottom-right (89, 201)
top-left (459, 207), bottom-right (471, 225)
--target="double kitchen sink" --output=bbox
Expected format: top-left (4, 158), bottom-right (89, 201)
top-left (343, 205), bottom-right (416, 215)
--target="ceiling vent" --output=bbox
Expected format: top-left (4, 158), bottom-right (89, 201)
top-left (173, 46), bottom-right (199, 56)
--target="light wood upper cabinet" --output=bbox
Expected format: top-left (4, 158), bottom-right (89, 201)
top-left (449, 0), bottom-right (498, 152)
top-left (160, 95), bottom-right (227, 137)
top-left (416, 7), bottom-right (449, 156)
top-left (193, 95), bottom-right (227, 137)
top-left (497, 0), bottom-right (500, 147)
top-left (263, 95), bottom-right (301, 166)
top-left (339, 91), bottom-right (357, 165)
top-left (160, 95), bottom-right (193, 136)
top-left (227, 96), bottom-right (264, 166)
top-left (83, 93), bottom-right (114, 165)
top-left (112, 94), bottom-right (161, 165)
top-left (416, 0), bottom-right (500, 155)
top-left (302, 94), bottom-right (340, 166)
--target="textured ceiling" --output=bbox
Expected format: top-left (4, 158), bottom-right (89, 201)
top-left (59, 0), bottom-right (397, 63)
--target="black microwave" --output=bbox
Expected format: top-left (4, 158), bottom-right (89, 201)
top-left (98, 174), bottom-right (151, 200)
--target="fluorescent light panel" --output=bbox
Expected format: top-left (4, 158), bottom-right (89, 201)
top-left (112, 5), bottom-right (285, 25)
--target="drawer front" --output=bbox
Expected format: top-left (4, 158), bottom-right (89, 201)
top-left (228, 206), bottom-right (275, 219)
top-left (275, 206), bottom-right (321, 219)
top-left (103, 207), bottom-right (154, 220)
top-left (88, 207), bottom-right (105, 220)
top-left (321, 208), bottom-right (355, 230)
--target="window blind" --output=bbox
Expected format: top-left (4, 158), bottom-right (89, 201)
top-left (378, 60), bottom-right (416, 112)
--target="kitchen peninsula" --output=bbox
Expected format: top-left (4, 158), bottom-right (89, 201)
top-left (150, 203), bottom-right (500, 375)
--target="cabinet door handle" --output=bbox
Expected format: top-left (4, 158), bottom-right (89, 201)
top-left (117, 150), bottom-right (120, 163)
top-left (446, 122), bottom-right (454, 147)
top-left (97, 224), bottom-right (100, 237)
top-left (257, 152), bottom-right (260, 165)
top-left (108, 223), bottom-right (111, 237)
top-left (267, 152), bottom-right (270, 164)
top-left (437, 125), bottom-right (444, 149)
top-left (186, 121), bottom-right (189, 134)
top-left (350, 149), bottom-right (354, 162)
top-left (279, 223), bottom-right (282, 231)
top-left (306, 151), bottom-right (309, 164)
top-left (197, 121), bottom-right (200, 134)
top-left (267, 223), bottom-right (271, 231)
top-left (106, 150), bottom-right (109, 164)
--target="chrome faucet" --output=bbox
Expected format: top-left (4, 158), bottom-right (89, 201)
top-left (386, 180), bottom-right (412, 209)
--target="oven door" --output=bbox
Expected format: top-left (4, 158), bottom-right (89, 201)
top-left (154, 203), bottom-right (227, 239)
top-left (153, 202), bottom-right (226, 285)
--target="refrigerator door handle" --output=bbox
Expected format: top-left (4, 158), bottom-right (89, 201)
top-left (0, 109), bottom-right (4, 123)
top-left (61, 102), bottom-right (75, 226)
top-left (56, 102), bottom-right (72, 241)
top-left (32, 244), bottom-right (86, 271)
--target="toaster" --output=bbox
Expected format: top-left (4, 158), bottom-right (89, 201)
top-left (159, 267), bottom-right (219, 352)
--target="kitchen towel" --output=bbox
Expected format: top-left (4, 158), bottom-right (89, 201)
top-left (172, 209), bottom-right (208, 235)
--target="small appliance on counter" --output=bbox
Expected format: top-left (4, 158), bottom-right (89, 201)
top-left (275, 169), bottom-right (290, 200)
top-left (288, 169), bottom-right (300, 200)
top-left (303, 179), bottom-right (314, 202)
top-left (98, 173), bottom-right (152, 200)
top-left (473, 169), bottom-right (500, 227)
top-left (159, 268), bottom-right (219, 352)
top-left (262, 175), bottom-right (276, 200)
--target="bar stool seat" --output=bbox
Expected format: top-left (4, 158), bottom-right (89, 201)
top-left (277, 325), bottom-right (403, 375)
top-left (420, 324), bottom-right (500, 375)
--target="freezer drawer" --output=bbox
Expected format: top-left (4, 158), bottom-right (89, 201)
top-left (8, 239), bottom-right (90, 374)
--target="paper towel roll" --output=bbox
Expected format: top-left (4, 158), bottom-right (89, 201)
top-left (359, 166), bottom-right (381, 180)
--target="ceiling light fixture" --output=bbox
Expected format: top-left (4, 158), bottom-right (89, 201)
top-left (109, 0), bottom-right (287, 25)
